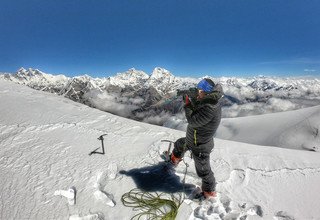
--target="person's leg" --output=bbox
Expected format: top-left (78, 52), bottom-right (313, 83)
top-left (193, 152), bottom-right (216, 192)
top-left (172, 138), bottom-right (188, 158)
top-left (171, 138), bottom-right (188, 165)
top-left (192, 140), bottom-right (216, 196)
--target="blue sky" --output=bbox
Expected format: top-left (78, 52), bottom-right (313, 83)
top-left (0, 0), bottom-right (319, 77)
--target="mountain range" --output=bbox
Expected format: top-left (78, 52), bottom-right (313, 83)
top-left (1, 67), bottom-right (320, 126)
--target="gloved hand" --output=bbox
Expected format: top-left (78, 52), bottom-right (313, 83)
top-left (184, 94), bottom-right (190, 106)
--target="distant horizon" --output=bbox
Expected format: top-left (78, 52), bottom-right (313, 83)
top-left (2, 66), bottom-right (320, 79)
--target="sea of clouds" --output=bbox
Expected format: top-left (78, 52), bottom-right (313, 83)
top-left (83, 76), bottom-right (320, 132)
top-left (2, 70), bottom-right (319, 132)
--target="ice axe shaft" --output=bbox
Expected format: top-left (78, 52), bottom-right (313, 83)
top-left (89, 134), bottom-right (107, 156)
top-left (161, 140), bottom-right (175, 161)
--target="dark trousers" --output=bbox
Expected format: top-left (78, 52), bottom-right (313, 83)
top-left (172, 137), bottom-right (216, 192)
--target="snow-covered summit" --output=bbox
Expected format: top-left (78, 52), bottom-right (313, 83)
top-left (16, 67), bottom-right (44, 77)
top-left (125, 68), bottom-right (149, 79)
top-left (2, 67), bottom-right (69, 93)
top-left (1, 79), bottom-right (320, 220)
top-left (108, 68), bottom-right (149, 89)
top-left (150, 67), bottom-right (173, 79)
top-left (146, 67), bottom-right (183, 96)
top-left (15, 67), bottom-right (65, 79)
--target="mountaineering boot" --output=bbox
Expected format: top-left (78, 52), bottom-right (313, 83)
top-left (192, 191), bottom-right (217, 202)
top-left (203, 191), bottom-right (217, 199)
top-left (170, 153), bottom-right (182, 166)
top-left (189, 185), bottom-right (216, 201)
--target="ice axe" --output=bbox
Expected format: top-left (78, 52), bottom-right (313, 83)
top-left (161, 140), bottom-right (175, 162)
top-left (89, 134), bottom-right (107, 156)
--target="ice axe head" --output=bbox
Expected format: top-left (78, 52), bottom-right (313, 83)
top-left (98, 134), bottom-right (108, 140)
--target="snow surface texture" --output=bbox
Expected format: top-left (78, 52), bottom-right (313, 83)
top-left (1, 80), bottom-right (320, 219)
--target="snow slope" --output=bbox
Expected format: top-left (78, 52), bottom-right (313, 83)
top-left (217, 105), bottom-right (320, 151)
top-left (1, 80), bottom-right (320, 220)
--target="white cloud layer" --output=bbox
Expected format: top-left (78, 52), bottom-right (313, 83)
top-left (81, 76), bottom-right (320, 133)
top-left (83, 90), bottom-right (140, 118)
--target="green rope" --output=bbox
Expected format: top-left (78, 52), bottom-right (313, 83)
top-left (121, 188), bottom-right (184, 220)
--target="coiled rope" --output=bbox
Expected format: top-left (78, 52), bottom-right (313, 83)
top-left (121, 150), bottom-right (192, 219)
top-left (121, 188), bottom-right (184, 220)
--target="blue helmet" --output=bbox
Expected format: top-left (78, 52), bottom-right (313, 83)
top-left (197, 78), bottom-right (215, 93)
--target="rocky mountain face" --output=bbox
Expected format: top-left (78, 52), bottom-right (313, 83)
top-left (1, 68), bottom-right (320, 125)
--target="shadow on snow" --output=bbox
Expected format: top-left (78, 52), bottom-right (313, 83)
top-left (119, 162), bottom-right (194, 194)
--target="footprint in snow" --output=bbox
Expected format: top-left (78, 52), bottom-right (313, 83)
top-left (92, 163), bottom-right (118, 207)
top-left (106, 162), bottom-right (118, 180)
top-left (193, 197), bottom-right (227, 220)
top-left (192, 194), bottom-right (263, 220)
top-left (69, 213), bottom-right (104, 220)
top-left (54, 186), bottom-right (76, 206)
top-left (95, 163), bottom-right (118, 187)
top-left (274, 211), bottom-right (295, 220)
top-left (94, 190), bottom-right (115, 207)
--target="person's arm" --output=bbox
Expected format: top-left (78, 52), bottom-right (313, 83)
top-left (184, 105), bottom-right (216, 128)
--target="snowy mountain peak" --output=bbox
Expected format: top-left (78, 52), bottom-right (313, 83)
top-left (150, 67), bottom-right (173, 79)
top-left (108, 68), bottom-right (149, 88)
top-left (16, 67), bottom-right (29, 76)
top-left (144, 67), bottom-right (180, 96)
top-left (6, 68), bottom-right (70, 94)
top-left (16, 67), bottom-right (44, 77)
top-left (125, 68), bottom-right (149, 79)
top-left (17, 67), bottom-right (27, 73)
top-left (73, 74), bottom-right (93, 81)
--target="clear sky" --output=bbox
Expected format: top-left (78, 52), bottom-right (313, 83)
top-left (0, 0), bottom-right (319, 77)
